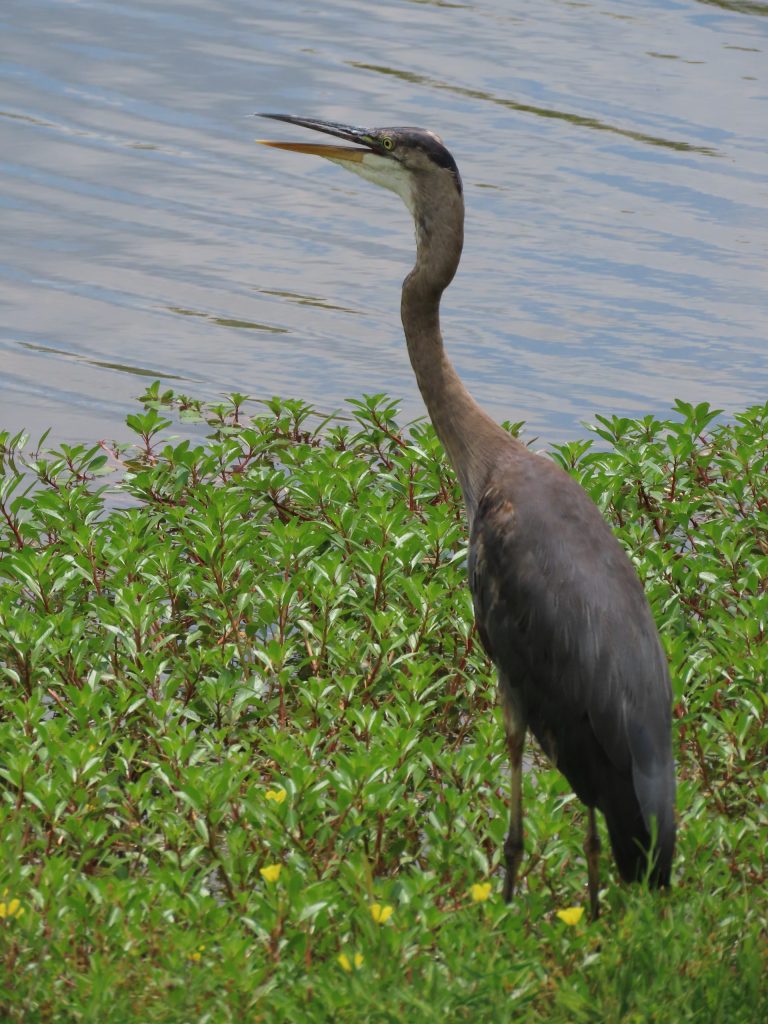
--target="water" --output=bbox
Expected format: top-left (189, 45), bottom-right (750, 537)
top-left (1, 0), bottom-right (766, 447)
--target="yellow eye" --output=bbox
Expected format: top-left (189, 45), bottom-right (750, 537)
top-left (381, 137), bottom-right (394, 151)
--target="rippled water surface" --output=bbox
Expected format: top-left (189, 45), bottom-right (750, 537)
top-left (1, 0), bottom-right (766, 445)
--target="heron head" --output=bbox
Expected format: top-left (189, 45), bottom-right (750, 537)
top-left (256, 114), bottom-right (463, 217)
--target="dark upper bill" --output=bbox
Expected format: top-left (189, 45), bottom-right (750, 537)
top-left (255, 113), bottom-right (378, 161)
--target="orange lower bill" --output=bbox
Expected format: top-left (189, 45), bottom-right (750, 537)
top-left (256, 141), bottom-right (365, 161)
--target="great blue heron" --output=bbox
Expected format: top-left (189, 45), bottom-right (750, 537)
top-left (258, 114), bottom-right (676, 918)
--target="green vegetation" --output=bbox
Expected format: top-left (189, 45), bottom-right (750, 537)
top-left (0, 387), bottom-right (766, 1022)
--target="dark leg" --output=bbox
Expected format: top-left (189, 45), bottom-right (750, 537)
top-left (502, 728), bottom-right (525, 902)
top-left (499, 681), bottom-right (526, 903)
top-left (585, 805), bottom-right (601, 921)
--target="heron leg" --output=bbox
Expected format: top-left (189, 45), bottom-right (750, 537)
top-left (499, 681), bottom-right (526, 903)
top-left (585, 806), bottom-right (601, 921)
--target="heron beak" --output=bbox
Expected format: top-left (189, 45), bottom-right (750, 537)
top-left (255, 114), bottom-right (376, 164)
top-left (257, 140), bottom-right (366, 162)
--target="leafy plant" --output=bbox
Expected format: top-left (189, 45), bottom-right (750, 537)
top-left (0, 389), bottom-right (765, 1022)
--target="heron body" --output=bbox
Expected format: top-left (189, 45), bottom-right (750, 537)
top-left (258, 115), bottom-right (676, 916)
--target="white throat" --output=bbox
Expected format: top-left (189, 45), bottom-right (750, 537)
top-left (328, 152), bottom-right (415, 215)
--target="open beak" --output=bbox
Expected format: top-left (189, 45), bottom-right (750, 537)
top-left (256, 114), bottom-right (376, 163)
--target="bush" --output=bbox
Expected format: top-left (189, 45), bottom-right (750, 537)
top-left (0, 388), bottom-right (765, 1022)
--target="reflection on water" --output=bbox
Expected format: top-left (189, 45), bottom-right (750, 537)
top-left (168, 307), bottom-right (289, 334)
top-left (258, 289), bottom-right (360, 315)
top-left (19, 340), bottom-right (189, 381)
top-left (348, 62), bottom-right (720, 154)
top-left (0, 0), bottom-right (766, 447)
top-left (695, 1), bottom-right (768, 15)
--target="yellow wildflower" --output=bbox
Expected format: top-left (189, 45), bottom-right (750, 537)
top-left (338, 952), bottom-right (364, 972)
top-left (260, 863), bottom-right (282, 883)
top-left (556, 906), bottom-right (585, 926)
top-left (469, 882), bottom-right (492, 903)
top-left (369, 903), bottom-right (393, 924)
top-left (189, 944), bottom-right (206, 962)
top-left (0, 898), bottom-right (24, 920)
top-left (265, 788), bottom-right (287, 804)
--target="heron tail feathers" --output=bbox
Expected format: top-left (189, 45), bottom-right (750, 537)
top-left (602, 788), bottom-right (675, 887)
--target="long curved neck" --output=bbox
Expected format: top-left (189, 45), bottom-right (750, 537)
top-left (401, 189), bottom-right (515, 520)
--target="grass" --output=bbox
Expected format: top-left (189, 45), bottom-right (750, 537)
top-left (0, 386), bottom-right (766, 1022)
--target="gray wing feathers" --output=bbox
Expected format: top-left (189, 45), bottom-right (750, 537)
top-left (470, 454), bottom-right (675, 871)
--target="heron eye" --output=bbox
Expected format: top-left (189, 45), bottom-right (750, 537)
top-left (381, 137), bottom-right (394, 151)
